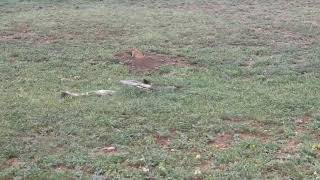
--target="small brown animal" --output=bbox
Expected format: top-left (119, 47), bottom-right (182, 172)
top-left (131, 48), bottom-right (144, 59)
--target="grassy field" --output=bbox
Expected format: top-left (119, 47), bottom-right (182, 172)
top-left (1, 0), bottom-right (320, 179)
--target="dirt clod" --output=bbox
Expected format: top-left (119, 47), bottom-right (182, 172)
top-left (115, 49), bottom-right (188, 73)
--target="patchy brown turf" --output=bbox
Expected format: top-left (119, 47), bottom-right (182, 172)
top-left (208, 133), bottom-right (234, 150)
top-left (1, 0), bottom-right (320, 179)
top-left (115, 49), bottom-right (189, 73)
top-left (6, 158), bottom-right (23, 168)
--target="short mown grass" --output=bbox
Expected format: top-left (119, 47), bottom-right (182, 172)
top-left (1, 0), bottom-right (320, 179)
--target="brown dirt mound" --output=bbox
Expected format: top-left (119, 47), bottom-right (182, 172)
top-left (115, 48), bottom-right (188, 73)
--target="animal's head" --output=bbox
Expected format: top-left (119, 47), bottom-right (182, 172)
top-left (131, 48), bottom-right (144, 59)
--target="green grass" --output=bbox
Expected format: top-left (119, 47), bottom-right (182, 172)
top-left (1, 0), bottom-right (320, 179)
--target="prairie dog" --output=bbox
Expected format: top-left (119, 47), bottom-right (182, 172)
top-left (131, 48), bottom-right (144, 59)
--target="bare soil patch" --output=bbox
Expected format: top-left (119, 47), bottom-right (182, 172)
top-left (155, 134), bottom-right (172, 149)
top-left (295, 113), bottom-right (313, 134)
top-left (37, 35), bottom-right (58, 45)
top-left (0, 22), bottom-right (34, 42)
top-left (209, 127), bottom-right (270, 150)
top-left (115, 48), bottom-right (189, 73)
top-left (276, 139), bottom-right (302, 160)
top-left (200, 160), bottom-right (212, 172)
top-left (209, 133), bottom-right (233, 150)
top-left (281, 139), bottom-right (302, 154)
top-left (0, 31), bottom-right (36, 42)
top-left (6, 158), bottom-right (23, 167)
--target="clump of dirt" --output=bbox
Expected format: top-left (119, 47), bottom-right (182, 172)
top-left (115, 48), bottom-right (189, 73)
